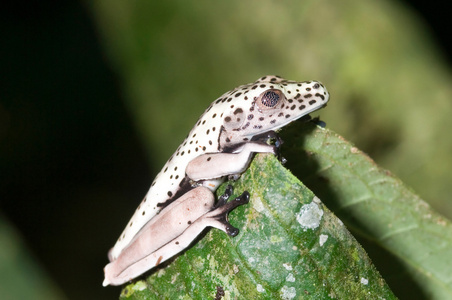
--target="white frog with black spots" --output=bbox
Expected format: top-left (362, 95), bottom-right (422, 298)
top-left (103, 75), bottom-right (329, 286)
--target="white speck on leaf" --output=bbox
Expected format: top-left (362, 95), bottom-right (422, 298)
top-left (319, 234), bottom-right (328, 246)
top-left (157, 269), bottom-right (166, 277)
top-left (296, 202), bottom-right (324, 231)
top-left (209, 255), bottom-right (218, 269)
top-left (131, 281), bottom-right (147, 291)
top-left (313, 196), bottom-right (321, 204)
top-left (253, 196), bottom-right (265, 213)
top-left (280, 285), bottom-right (296, 299)
top-left (256, 284), bottom-right (265, 293)
top-left (233, 264), bottom-right (239, 274)
top-left (361, 277), bottom-right (369, 285)
top-left (283, 263), bottom-right (293, 271)
top-left (248, 257), bottom-right (255, 263)
top-left (271, 235), bottom-right (283, 243)
top-left (171, 273), bottom-right (179, 284)
top-left (286, 273), bottom-right (295, 282)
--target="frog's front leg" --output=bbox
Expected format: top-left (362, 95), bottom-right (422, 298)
top-left (250, 130), bottom-right (284, 148)
top-left (186, 141), bottom-right (276, 181)
top-left (103, 186), bottom-right (248, 286)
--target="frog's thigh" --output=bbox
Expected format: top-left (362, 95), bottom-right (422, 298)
top-left (145, 188), bottom-right (250, 271)
top-left (186, 142), bottom-right (275, 181)
top-left (103, 186), bottom-right (215, 286)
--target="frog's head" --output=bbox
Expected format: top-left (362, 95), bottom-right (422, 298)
top-left (218, 75), bottom-right (329, 146)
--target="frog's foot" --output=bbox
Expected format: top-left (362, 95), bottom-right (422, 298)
top-left (250, 130), bottom-right (286, 162)
top-left (310, 116), bottom-right (327, 128)
top-left (251, 130), bottom-right (284, 149)
top-left (207, 185), bottom-right (250, 236)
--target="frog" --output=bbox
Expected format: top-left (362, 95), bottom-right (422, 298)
top-left (103, 75), bottom-right (329, 286)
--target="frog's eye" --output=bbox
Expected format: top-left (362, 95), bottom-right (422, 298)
top-left (256, 89), bottom-right (285, 111)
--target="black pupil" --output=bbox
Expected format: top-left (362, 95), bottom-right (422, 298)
top-left (261, 91), bottom-right (280, 107)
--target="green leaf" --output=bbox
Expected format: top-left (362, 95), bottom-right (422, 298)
top-left (120, 124), bottom-right (396, 299)
top-left (279, 122), bottom-right (452, 299)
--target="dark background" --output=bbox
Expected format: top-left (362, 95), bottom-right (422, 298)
top-left (1, 1), bottom-right (450, 299)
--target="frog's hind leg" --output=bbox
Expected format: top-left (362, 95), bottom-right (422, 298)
top-left (103, 186), bottom-right (249, 286)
